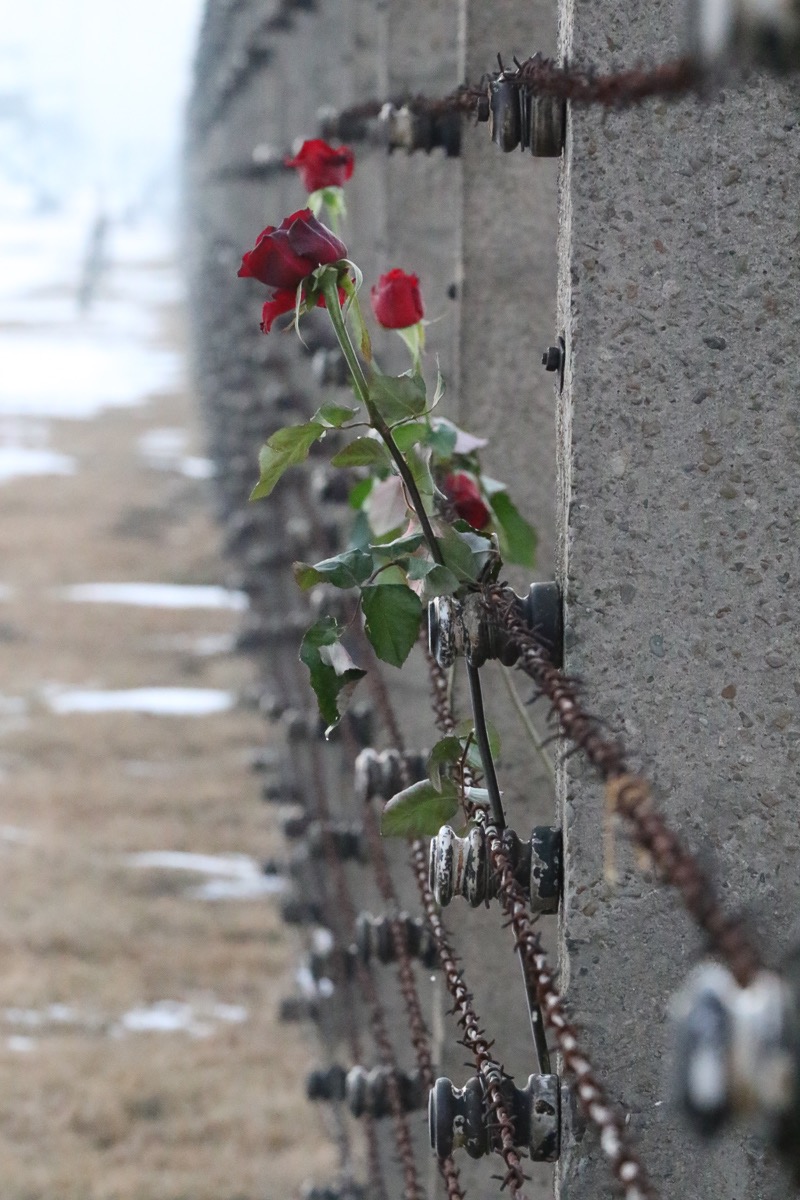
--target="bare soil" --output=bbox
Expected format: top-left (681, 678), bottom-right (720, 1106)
top-left (0, 293), bottom-right (335, 1198)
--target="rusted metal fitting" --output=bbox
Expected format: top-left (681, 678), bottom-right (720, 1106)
top-left (688, 0), bottom-right (800, 68)
top-left (306, 1064), bottom-right (348, 1102)
top-left (317, 104), bottom-right (372, 143)
top-left (429, 1069), bottom-right (560, 1160)
top-left (672, 962), bottom-right (796, 1139)
top-left (521, 55), bottom-right (566, 156)
top-left (489, 71), bottom-right (521, 151)
top-left (429, 824), bottom-right (562, 911)
top-left (353, 912), bottom-right (439, 969)
top-left (354, 747), bottom-right (429, 802)
top-left (428, 583), bottom-right (563, 669)
top-left (279, 995), bottom-right (321, 1022)
top-left (311, 347), bottom-right (351, 388)
top-left (480, 61), bottom-right (564, 155)
top-left (379, 103), bottom-right (462, 157)
top-left (346, 1066), bottom-right (425, 1118)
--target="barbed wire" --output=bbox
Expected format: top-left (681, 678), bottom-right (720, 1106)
top-left (322, 53), bottom-right (700, 126)
top-left (484, 584), bottom-right (763, 989)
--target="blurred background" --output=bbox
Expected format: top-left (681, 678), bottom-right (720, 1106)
top-left (0, 5), bottom-right (330, 1197)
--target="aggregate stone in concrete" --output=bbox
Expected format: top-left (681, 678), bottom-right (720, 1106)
top-left (558, 0), bottom-right (800, 1195)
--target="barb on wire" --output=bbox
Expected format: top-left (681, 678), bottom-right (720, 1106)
top-left (425, 642), bottom-right (657, 1198)
top-left (323, 53), bottom-right (700, 131)
top-left (367, 647), bottom-right (526, 1196)
top-left (486, 824), bottom-right (656, 1200)
top-left (483, 583), bottom-right (763, 988)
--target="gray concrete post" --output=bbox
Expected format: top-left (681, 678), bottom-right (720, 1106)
top-left (557, 3), bottom-right (800, 1195)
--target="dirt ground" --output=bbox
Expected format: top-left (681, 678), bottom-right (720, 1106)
top-left (0, 269), bottom-right (336, 1198)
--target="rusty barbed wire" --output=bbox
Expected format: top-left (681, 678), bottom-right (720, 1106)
top-left (483, 583), bottom-right (763, 988)
top-left (305, 735), bottom-right (424, 1200)
top-left (365, 648), bottom-right (525, 1195)
top-left (485, 823), bottom-right (656, 1200)
top-left (409, 840), bottom-right (529, 1197)
top-left (422, 645), bottom-right (656, 1198)
top-left (324, 52), bottom-right (700, 128)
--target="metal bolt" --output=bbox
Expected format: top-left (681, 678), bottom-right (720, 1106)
top-left (488, 71), bottom-right (521, 151)
top-left (428, 583), bottom-right (563, 670)
top-left (429, 1070), bottom-right (560, 1160)
top-left (542, 335), bottom-right (566, 393)
top-left (306, 1064), bottom-right (348, 1102)
top-left (429, 823), bottom-right (562, 911)
top-left (346, 1066), bottom-right (425, 1118)
top-left (353, 912), bottom-right (439, 969)
top-left (354, 747), bottom-right (429, 802)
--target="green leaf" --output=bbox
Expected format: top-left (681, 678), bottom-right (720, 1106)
top-left (406, 446), bottom-right (435, 505)
top-left (380, 778), bottom-right (459, 838)
top-left (489, 491), bottom-right (537, 569)
top-left (293, 548), bottom-right (374, 591)
top-left (392, 421), bottom-right (428, 452)
top-left (405, 558), bottom-right (461, 600)
top-left (427, 736), bottom-right (463, 790)
top-left (299, 617), bottom-right (366, 731)
top-left (348, 477), bottom-right (373, 510)
top-left (250, 423), bottom-right (325, 500)
top-left (426, 420), bottom-right (458, 459)
top-left (312, 400), bottom-right (359, 429)
top-left (436, 524), bottom-right (494, 584)
top-left (368, 372), bottom-right (427, 424)
top-left (331, 438), bottom-right (390, 468)
top-left (360, 584), bottom-right (423, 668)
top-left (369, 532), bottom-right (425, 561)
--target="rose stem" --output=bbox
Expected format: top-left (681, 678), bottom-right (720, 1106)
top-left (321, 273), bottom-right (444, 566)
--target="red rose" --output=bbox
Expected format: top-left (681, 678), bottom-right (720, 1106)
top-left (285, 139), bottom-right (355, 193)
top-left (370, 268), bottom-right (424, 329)
top-left (238, 209), bottom-right (346, 288)
top-left (238, 210), bottom-right (348, 333)
top-left (444, 473), bottom-right (491, 530)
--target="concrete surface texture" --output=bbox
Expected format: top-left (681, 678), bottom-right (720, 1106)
top-left (558, 0), bottom-right (800, 1195)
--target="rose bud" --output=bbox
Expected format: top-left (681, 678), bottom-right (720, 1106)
top-left (443, 472), bottom-right (491, 531)
top-left (285, 139), bottom-right (355, 193)
top-left (370, 268), bottom-right (424, 330)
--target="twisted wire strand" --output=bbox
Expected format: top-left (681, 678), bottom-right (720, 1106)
top-left (484, 584), bottom-right (762, 987)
